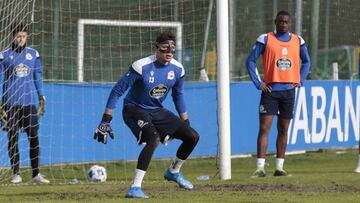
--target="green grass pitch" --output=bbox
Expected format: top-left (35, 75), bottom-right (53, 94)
top-left (1, 149), bottom-right (360, 202)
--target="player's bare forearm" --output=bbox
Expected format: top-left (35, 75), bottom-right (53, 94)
top-left (104, 108), bottom-right (113, 116)
top-left (179, 112), bottom-right (188, 121)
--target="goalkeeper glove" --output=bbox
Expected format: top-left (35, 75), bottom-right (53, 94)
top-left (94, 114), bottom-right (114, 144)
top-left (183, 119), bottom-right (190, 126)
top-left (38, 96), bottom-right (46, 117)
top-left (0, 101), bottom-right (8, 130)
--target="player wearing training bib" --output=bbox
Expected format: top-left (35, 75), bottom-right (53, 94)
top-left (246, 11), bottom-right (310, 177)
top-left (94, 32), bottom-right (199, 198)
top-left (262, 32), bottom-right (301, 84)
top-left (0, 23), bottom-right (49, 184)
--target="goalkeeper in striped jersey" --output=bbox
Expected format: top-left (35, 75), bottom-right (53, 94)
top-left (0, 23), bottom-right (49, 184)
top-left (94, 32), bottom-right (199, 198)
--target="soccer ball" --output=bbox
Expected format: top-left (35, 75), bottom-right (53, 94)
top-left (87, 165), bottom-right (107, 182)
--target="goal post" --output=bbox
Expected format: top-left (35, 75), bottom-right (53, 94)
top-left (217, 0), bottom-right (231, 180)
top-left (77, 19), bottom-right (183, 82)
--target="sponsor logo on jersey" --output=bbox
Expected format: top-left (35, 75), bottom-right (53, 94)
top-left (276, 58), bottom-right (292, 70)
top-left (14, 63), bottom-right (30, 77)
top-left (26, 53), bottom-right (33, 60)
top-left (149, 84), bottom-right (168, 99)
top-left (167, 71), bottom-right (175, 80)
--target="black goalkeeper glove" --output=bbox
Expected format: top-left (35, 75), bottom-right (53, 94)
top-left (93, 114), bottom-right (114, 144)
top-left (183, 119), bottom-right (190, 126)
top-left (38, 96), bottom-right (46, 117)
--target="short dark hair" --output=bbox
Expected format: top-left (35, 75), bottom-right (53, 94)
top-left (155, 32), bottom-right (176, 44)
top-left (11, 22), bottom-right (28, 37)
top-left (276, 10), bottom-right (291, 19)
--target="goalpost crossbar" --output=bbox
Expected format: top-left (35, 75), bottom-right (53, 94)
top-left (77, 19), bottom-right (183, 82)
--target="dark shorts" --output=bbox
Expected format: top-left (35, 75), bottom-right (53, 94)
top-left (5, 105), bottom-right (39, 132)
top-left (122, 103), bottom-right (184, 144)
top-left (259, 88), bottom-right (295, 119)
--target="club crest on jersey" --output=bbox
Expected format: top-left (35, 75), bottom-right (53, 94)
top-left (167, 71), bottom-right (175, 80)
top-left (149, 71), bottom-right (155, 83)
top-left (276, 58), bottom-right (292, 70)
top-left (149, 84), bottom-right (168, 99)
top-left (282, 48), bottom-right (288, 55)
top-left (10, 55), bottom-right (14, 60)
top-left (26, 53), bottom-right (33, 60)
top-left (14, 63), bottom-right (30, 77)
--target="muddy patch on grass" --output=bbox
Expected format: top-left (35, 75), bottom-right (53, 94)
top-left (76, 182), bottom-right (360, 194)
top-left (193, 183), bottom-right (360, 193)
top-left (43, 183), bottom-right (359, 201)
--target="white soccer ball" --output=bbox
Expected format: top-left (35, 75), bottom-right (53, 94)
top-left (87, 165), bottom-right (107, 182)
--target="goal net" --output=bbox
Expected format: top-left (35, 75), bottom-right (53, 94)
top-left (0, 0), bottom-right (217, 184)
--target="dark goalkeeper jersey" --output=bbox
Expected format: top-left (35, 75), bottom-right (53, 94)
top-left (106, 55), bottom-right (187, 114)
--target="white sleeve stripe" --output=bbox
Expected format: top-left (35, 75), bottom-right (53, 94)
top-left (131, 55), bottom-right (156, 75)
top-left (131, 63), bottom-right (142, 75)
top-left (298, 35), bottom-right (305, 45)
top-left (170, 58), bottom-right (185, 77)
top-left (26, 47), bottom-right (40, 58)
top-left (256, 34), bottom-right (267, 44)
top-left (255, 68), bottom-right (262, 83)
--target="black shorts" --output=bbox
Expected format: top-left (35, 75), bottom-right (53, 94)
top-left (5, 105), bottom-right (39, 132)
top-left (259, 89), bottom-right (295, 119)
top-left (122, 103), bottom-right (184, 144)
